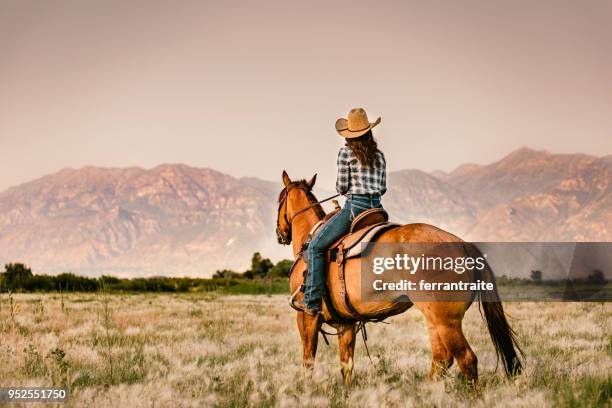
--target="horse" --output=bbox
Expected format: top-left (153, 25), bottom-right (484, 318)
top-left (275, 171), bottom-right (523, 386)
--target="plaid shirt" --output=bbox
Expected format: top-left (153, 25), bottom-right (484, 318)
top-left (335, 146), bottom-right (387, 195)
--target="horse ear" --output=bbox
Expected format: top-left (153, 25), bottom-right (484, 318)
top-left (307, 173), bottom-right (317, 190)
top-left (282, 170), bottom-right (291, 186)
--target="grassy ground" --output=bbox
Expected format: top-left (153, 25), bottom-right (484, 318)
top-left (0, 293), bottom-right (610, 407)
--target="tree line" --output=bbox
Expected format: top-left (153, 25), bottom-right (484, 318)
top-left (0, 253), bottom-right (293, 293)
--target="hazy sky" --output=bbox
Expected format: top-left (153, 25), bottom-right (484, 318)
top-left (1, 0), bottom-right (611, 192)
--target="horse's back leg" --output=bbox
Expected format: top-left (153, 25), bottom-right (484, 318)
top-left (435, 319), bottom-right (478, 385)
top-left (426, 321), bottom-right (454, 379)
top-left (337, 323), bottom-right (357, 385)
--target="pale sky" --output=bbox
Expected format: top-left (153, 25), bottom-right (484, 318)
top-left (1, 0), bottom-right (611, 192)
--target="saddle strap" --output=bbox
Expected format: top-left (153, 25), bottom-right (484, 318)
top-left (335, 227), bottom-right (397, 323)
top-left (336, 243), bottom-right (346, 297)
top-left (336, 243), bottom-right (374, 321)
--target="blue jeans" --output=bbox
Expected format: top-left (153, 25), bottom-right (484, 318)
top-left (302, 194), bottom-right (383, 310)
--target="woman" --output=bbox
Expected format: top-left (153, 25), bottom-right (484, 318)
top-left (299, 108), bottom-right (387, 315)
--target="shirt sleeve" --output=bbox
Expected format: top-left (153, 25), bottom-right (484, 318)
top-left (380, 152), bottom-right (387, 195)
top-left (335, 147), bottom-right (350, 194)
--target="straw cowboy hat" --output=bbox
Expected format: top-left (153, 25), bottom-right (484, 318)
top-left (335, 108), bottom-right (381, 138)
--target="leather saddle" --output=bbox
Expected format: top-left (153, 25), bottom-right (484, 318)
top-left (296, 207), bottom-right (399, 323)
top-left (306, 207), bottom-right (391, 257)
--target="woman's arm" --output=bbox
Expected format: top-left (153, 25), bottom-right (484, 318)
top-left (380, 152), bottom-right (387, 195)
top-left (336, 147), bottom-right (350, 194)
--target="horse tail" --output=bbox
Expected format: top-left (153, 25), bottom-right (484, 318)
top-left (466, 243), bottom-right (524, 377)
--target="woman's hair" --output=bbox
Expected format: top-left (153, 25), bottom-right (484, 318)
top-left (346, 131), bottom-right (380, 167)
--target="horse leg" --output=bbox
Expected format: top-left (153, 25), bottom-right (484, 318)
top-left (436, 320), bottom-right (478, 386)
top-left (296, 311), bottom-right (307, 344)
top-left (426, 320), bottom-right (454, 379)
top-left (299, 312), bottom-right (321, 370)
top-left (337, 324), bottom-right (357, 385)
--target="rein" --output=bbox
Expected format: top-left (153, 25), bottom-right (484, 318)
top-left (277, 183), bottom-right (340, 244)
top-left (289, 192), bottom-right (341, 222)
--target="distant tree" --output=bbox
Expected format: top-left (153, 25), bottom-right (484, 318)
top-left (587, 269), bottom-right (605, 284)
top-left (176, 278), bottom-right (193, 292)
top-left (213, 269), bottom-right (241, 279)
top-left (54, 273), bottom-right (98, 292)
top-left (530, 270), bottom-right (542, 282)
top-left (2, 263), bottom-right (33, 289)
top-left (22, 275), bottom-right (54, 291)
top-left (268, 260), bottom-right (293, 278)
top-left (99, 275), bottom-right (121, 285)
top-left (249, 252), bottom-right (274, 278)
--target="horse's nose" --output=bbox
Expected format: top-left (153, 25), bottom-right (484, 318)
top-left (275, 228), bottom-right (283, 243)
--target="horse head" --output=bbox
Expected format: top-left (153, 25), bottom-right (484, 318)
top-left (276, 170), bottom-right (317, 245)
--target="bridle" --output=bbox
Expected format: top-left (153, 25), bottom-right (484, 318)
top-left (276, 183), bottom-right (340, 245)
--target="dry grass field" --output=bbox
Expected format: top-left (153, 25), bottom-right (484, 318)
top-left (0, 293), bottom-right (610, 407)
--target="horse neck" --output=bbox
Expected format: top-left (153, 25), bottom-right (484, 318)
top-left (290, 195), bottom-right (324, 258)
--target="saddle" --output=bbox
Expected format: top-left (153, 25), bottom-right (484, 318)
top-left (295, 207), bottom-right (399, 323)
top-left (306, 207), bottom-right (390, 255)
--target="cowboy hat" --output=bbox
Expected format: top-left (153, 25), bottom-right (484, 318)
top-left (335, 108), bottom-right (381, 138)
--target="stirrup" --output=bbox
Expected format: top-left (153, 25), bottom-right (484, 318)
top-left (288, 286), bottom-right (302, 311)
top-left (289, 287), bottom-right (320, 316)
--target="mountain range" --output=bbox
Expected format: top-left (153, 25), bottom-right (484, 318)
top-left (0, 148), bottom-right (610, 277)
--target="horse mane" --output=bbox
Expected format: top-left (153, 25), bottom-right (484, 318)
top-left (278, 180), bottom-right (326, 219)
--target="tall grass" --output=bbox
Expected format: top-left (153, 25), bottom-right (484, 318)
top-left (0, 294), bottom-right (609, 407)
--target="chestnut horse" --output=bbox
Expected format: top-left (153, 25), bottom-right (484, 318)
top-left (276, 172), bottom-right (523, 385)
